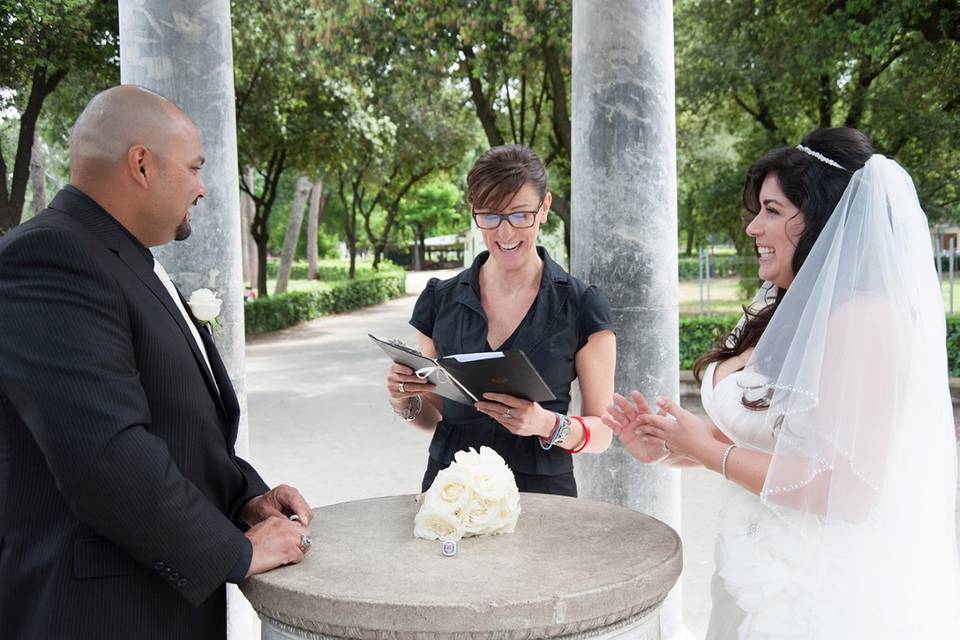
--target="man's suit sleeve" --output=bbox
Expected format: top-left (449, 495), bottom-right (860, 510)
top-left (229, 456), bottom-right (270, 521)
top-left (0, 228), bottom-right (249, 606)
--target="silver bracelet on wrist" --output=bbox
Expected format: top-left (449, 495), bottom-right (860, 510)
top-left (721, 443), bottom-right (738, 480)
top-left (393, 395), bottom-right (422, 422)
top-left (539, 413), bottom-right (570, 450)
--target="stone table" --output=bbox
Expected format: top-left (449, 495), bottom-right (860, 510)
top-left (241, 493), bottom-right (682, 640)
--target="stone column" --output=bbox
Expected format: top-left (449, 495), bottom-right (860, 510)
top-left (118, 2), bottom-right (254, 638)
top-left (570, 2), bottom-right (688, 639)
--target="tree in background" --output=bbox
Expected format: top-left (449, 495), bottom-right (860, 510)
top-left (312, 2), bottom-right (479, 276)
top-left (675, 111), bottom-right (742, 255)
top-left (274, 175), bottom-right (312, 294)
top-left (358, 84), bottom-right (478, 272)
top-left (675, 0), bottom-right (960, 252)
top-left (233, 0), bottom-right (391, 294)
top-left (0, 1), bottom-right (118, 232)
top-left (399, 180), bottom-right (465, 270)
top-left (337, 0), bottom-right (574, 248)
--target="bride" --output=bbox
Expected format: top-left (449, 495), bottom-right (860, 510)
top-left (606, 127), bottom-right (960, 638)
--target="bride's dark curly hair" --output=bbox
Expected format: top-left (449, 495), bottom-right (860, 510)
top-left (693, 128), bottom-right (875, 404)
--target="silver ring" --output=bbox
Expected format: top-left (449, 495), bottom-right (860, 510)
top-left (398, 381), bottom-right (406, 393)
top-left (662, 439), bottom-right (670, 453)
top-left (299, 534), bottom-right (312, 553)
top-left (504, 408), bottom-right (512, 419)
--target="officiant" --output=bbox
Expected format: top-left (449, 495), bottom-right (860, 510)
top-left (385, 145), bottom-right (616, 497)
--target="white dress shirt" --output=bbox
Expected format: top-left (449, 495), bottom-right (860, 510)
top-left (153, 259), bottom-right (218, 391)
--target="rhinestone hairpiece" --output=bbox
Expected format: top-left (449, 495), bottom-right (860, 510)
top-left (796, 144), bottom-right (846, 170)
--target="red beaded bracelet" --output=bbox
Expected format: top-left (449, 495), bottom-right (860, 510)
top-left (567, 416), bottom-right (590, 454)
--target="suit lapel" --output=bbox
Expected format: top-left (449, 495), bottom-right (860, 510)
top-left (48, 188), bottom-right (228, 420)
top-left (196, 327), bottom-right (240, 443)
top-left (177, 289), bottom-right (239, 437)
top-left (119, 247), bottom-right (227, 416)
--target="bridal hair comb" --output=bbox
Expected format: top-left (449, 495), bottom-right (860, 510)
top-left (796, 144), bottom-right (846, 170)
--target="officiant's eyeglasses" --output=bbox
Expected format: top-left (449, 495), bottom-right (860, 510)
top-left (472, 200), bottom-right (544, 230)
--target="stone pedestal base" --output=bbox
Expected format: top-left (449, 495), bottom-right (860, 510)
top-left (242, 494), bottom-right (681, 640)
top-left (261, 607), bottom-right (661, 640)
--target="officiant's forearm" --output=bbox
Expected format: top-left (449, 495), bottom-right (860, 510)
top-left (557, 415), bottom-right (612, 453)
top-left (393, 393), bottom-right (442, 432)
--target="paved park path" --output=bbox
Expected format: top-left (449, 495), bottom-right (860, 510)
top-left (245, 270), bottom-right (721, 639)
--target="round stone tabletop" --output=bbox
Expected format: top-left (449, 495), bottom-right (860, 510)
top-left (241, 493), bottom-right (682, 640)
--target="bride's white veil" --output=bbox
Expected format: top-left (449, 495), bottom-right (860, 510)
top-left (743, 155), bottom-right (960, 636)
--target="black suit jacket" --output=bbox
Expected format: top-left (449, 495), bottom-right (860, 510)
top-left (0, 187), bottom-right (269, 639)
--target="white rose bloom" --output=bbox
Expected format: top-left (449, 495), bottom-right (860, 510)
top-left (501, 485), bottom-right (521, 512)
top-left (478, 445), bottom-right (507, 465)
top-left (414, 506), bottom-right (465, 541)
top-left (489, 509), bottom-right (520, 535)
top-left (453, 447), bottom-right (483, 469)
top-left (415, 445), bottom-right (520, 540)
top-left (188, 288), bottom-right (222, 322)
top-left (469, 468), bottom-right (509, 501)
top-left (423, 466), bottom-right (472, 514)
top-left (460, 498), bottom-right (502, 534)
top-left (461, 446), bottom-right (516, 502)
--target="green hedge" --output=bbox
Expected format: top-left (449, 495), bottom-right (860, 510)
top-left (245, 273), bottom-right (406, 336)
top-left (679, 314), bottom-right (739, 370)
top-left (947, 315), bottom-right (960, 376)
top-left (265, 260), bottom-right (400, 281)
top-left (681, 313), bottom-right (960, 376)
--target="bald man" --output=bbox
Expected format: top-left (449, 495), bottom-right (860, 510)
top-left (0, 85), bottom-right (312, 639)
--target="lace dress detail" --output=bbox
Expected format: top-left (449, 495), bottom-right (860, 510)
top-left (701, 361), bottom-right (817, 640)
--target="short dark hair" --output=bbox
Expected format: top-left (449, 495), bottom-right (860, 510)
top-left (466, 145), bottom-right (548, 211)
top-left (694, 127), bottom-right (875, 388)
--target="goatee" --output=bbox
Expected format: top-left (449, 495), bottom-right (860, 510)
top-left (174, 218), bottom-right (192, 241)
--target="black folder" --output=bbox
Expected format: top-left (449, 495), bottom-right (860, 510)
top-left (369, 333), bottom-right (556, 407)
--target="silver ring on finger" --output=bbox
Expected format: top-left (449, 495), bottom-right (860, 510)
top-left (398, 381), bottom-right (406, 393)
top-left (504, 408), bottom-right (512, 419)
top-left (299, 534), bottom-right (312, 554)
top-left (662, 439), bottom-right (670, 453)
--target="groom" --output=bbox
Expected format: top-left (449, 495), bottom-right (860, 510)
top-left (0, 86), bottom-right (311, 639)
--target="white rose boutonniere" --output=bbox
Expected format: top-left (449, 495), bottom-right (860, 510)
top-left (414, 446), bottom-right (521, 542)
top-left (188, 288), bottom-right (222, 327)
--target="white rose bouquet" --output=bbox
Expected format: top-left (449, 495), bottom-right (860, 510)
top-left (414, 446), bottom-right (521, 541)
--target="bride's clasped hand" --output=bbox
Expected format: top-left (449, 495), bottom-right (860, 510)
top-left (604, 392), bottom-right (715, 464)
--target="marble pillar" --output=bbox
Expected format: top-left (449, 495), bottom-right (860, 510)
top-left (571, 2), bottom-right (689, 638)
top-left (118, 2), bottom-right (254, 638)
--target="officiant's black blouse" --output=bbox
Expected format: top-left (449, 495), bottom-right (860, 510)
top-left (409, 246), bottom-right (613, 496)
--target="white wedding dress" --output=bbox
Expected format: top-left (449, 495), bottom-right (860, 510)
top-left (700, 360), bottom-right (820, 640)
top-left (700, 357), bottom-right (960, 639)
top-left (695, 156), bottom-right (960, 639)
top-left (700, 362), bottom-right (802, 640)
